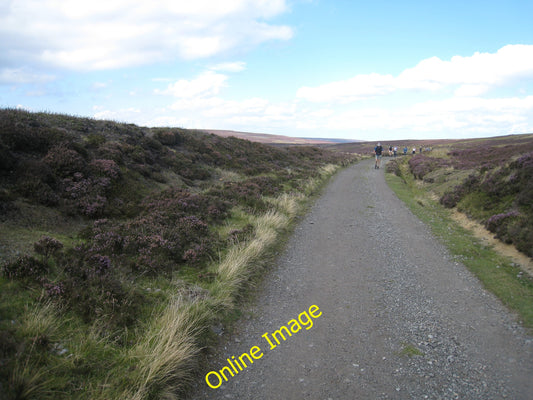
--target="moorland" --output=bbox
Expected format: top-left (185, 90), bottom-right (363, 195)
top-left (383, 134), bottom-right (533, 259)
top-left (1, 107), bottom-right (533, 399)
top-left (0, 109), bottom-right (356, 399)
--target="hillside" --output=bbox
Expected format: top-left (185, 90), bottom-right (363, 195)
top-left (205, 129), bottom-right (350, 145)
top-left (385, 134), bottom-right (533, 259)
top-left (0, 109), bottom-right (356, 399)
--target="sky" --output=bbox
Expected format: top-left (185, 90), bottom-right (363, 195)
top-left (1, 0), bottom-right (533, 141)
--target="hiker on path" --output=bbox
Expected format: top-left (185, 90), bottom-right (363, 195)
top-left (374, 142), bottom-right (383, 169)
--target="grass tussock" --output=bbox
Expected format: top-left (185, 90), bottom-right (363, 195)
top-left (18, 301), bottom-right (62, 341)
top-left (8, 359), bottom-right (56, 400)
top-left (214, 209), bottom-right (287, 307)
top-left (115, 299), bottom-right (210, 400)
top-left (267, 192), bottom-right (305, 218)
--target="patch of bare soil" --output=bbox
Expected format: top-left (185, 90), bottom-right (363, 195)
top-left (450, 210), bottom-right (533, 278)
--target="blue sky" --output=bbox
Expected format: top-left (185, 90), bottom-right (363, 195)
top-left (1, 0), bottom-right (533, 141)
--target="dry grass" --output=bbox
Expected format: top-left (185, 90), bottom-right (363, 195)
top-left (6, 302), bottom-right (62, 399)
top-left (110, 298), bottom-right (210, 400)
top-left (301, 164), bottom-right (339, 195)
top-left (18, 301), bottom-right (61, 340)
top-left (450, 209), bottom-right (533, 277)
top-left (103, 205), bottom-right (300, 399)
top-left (214, 167), bottom-right (243, 183)
top-left (97, 162), bottom-right (341, 400)
top-left (213, 210), bottom-right (287, 307)
top-left (319, 163), bottom-right (339, 176)
top-left (266, 192), bottom-right (304, 218)
top-left (426, 147), bottom-right (452, 159)
top-left (9, 357), bottom-right (56, 400)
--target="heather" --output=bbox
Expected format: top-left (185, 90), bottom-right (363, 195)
top-left (408, 154), bottom-right (452, 180)
top-left (0, 109), bottom-right (356, 399)
top-left (385, 151), bottom-right (533, 334)
top-left (401, 134), bottom-right (533, 258)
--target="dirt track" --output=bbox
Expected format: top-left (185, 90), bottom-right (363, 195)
top-left (189, 158), bottom-right (533, 399)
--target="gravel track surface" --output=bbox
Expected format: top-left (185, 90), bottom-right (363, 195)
top-left (189, 158), bottom-right (533, 399)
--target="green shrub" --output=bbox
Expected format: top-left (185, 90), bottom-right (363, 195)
top-left (153, 130), bottom-right (183, 146)
top-left (2, 256), bottom-right (48, 281)
top-left (43, 144), bottom-right (86, 177)
top-left (34, 236), bottom-right (63, 263)
top-left (86, 133), bottom-right (106, 147)
top-left (385, 159), bottom-right (402, 176)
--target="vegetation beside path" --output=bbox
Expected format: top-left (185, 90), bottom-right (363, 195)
top-left (384, 136), bottom-right (533, 330)
top-left (0, 109), bottom-right (357, 399)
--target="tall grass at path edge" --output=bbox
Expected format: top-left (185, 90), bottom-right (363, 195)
top-left (95, 163), bottom-right (343, 400)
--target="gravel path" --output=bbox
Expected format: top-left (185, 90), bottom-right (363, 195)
top-left (189, 158), bottom-right (533, 399)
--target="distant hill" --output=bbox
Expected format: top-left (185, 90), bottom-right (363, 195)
top-left (205, 129), bottom-right (355, 145)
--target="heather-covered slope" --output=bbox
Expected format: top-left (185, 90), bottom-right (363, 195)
top-left (386, 134), bottom-right (533, 258)
top-left (0, 109), bottom-right (355, 399)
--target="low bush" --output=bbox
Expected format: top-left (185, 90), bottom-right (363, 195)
top-left (90, 159), bottom-right (121, 179)
top-left (512, 152), bottom-right (533, 212)
top-left (439, 174), bottom-right (479, 209)
top-left (385, 159), bottom-right (402, 176)
top-left (61, 173), bottom-right (113, 217)
top-left (53, 250), bottom-right (142, 326)
top-left (84, 188), bottom-right (228, 274)
top-left (0, 140), bottom-right (16, 173)
top-left (449, 140), bottom-right (533, 171)
top-left (34, 236), bottom-right (63, 263)
top-left (1, 256), bottom-right (48, 280)
top-left (43, 144), bottom-right (87, 178)
top-left (485, 211), bottom-right (533, 257)
top-left (440, 191), bottom-right (461, 208)
top-left (153, 130), bottom-right (183, 146)
top-left (485, 211), bottom-right (521, 243)
top-left (408, 155), bottom-right (451, 180)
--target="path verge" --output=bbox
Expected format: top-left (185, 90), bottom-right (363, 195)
top-left (385, 158), bottom-right (533, 330)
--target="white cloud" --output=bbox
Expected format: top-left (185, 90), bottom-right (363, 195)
top-left (92, 82), bottom-right (109, 90)
top-left (155, 71), bottom-right (229, 98)
top-left (88, 42), bottom-right (533, 141)
top-left (454, 84), bottom-right (490, 97)
top-left (297, 45), bottom-right (533, 103)
top-left (0, 0), bottom-right (293, 73)
top-left (210, 62), bottom-right (247, 72)
top-left (297, 73), bottom-right (396, 103)
top-left (93, 91), bottom-right (533, 140)
top-left (165, 95), bottom-right (285, 122)
top-left (397, 45), bottom-right (533, 90)
top-left (307, 95), bottom-right (533, 138)
top-left (0, 67), bottom-right (55, 84)
top-left (93, 107), bottom-right (141, 122)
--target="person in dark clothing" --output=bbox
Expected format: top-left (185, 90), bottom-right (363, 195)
top-left (374, 142), bottom-right (383, 169)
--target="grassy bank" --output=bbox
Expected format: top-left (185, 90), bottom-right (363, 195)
top-left (385, 157), bottom-right (533, 330)
top-left (0, 109), bottom-right (356, 399)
